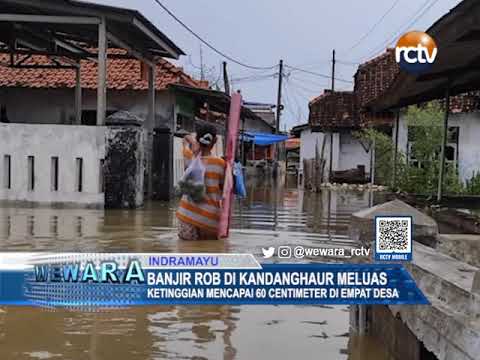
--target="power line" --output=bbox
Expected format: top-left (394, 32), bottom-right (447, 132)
top-left (285, 80), bottom-right (308, 122)
top-left (289, 75), bottom-right (329, 89)
top-left (229, 68), bottom-right (276, 80)
top-left (230, 73), bottom-right (277, 83)
top-left (289, 58), bottom-right (359, 71)
top-left (337, 60), bottom-right (360, 66)
top-left (288, 78), bottom-right (326, 95)
top-left (356, 0), bottom-right (440, 63)
top-left (287, 78), bottom-right (318, 93)
top-left (151, 0), bottom-right (277, 70)
top-left (284, 64), bottom-right (353, 84)
top-left (283, 81), bottom-right (305, 125)
top-left (344, 0), bottom-right (402, 53)
top-left (282, 88), bottom-right (297, 121)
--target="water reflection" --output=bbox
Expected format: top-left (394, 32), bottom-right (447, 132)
top-left (0, 181), bottom-right (390, 360)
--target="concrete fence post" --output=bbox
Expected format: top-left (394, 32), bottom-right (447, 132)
top-left (104, 111), bottom-right (145, 209)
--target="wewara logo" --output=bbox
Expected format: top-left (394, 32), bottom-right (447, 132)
top-left (395, 31), bottom-right (437, 74)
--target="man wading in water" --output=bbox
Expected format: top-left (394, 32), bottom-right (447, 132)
top-left (176, 124), bottom-right (225, 240)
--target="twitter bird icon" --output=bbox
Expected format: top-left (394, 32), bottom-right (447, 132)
top-left (262, 247), bottom-right (275, 259)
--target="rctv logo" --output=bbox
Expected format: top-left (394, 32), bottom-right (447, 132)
top-left (395, 31), bottom-right (438, 74)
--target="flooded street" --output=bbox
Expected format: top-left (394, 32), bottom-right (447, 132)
top-left (0, 179), bottom-right (391, 360)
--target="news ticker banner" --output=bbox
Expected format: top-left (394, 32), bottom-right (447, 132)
top-left (0, 253), bottom-right (429, 309)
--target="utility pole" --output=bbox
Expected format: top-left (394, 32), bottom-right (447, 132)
top-left (331, 49), bottom-right (336, 91)
top-left (329, 49), bottom-right (336, 180)
top-left (222, 61), bottom-right (230, 95)
top-left (275, 59), bottom-right (283, 134)
top-left (274, 59), bottom-right (284, 174)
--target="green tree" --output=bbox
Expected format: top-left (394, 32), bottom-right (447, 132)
top-left (355, 102), bottom-right (467, 195)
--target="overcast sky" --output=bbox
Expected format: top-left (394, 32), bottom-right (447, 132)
top-left (92, 0), bottom-right (462, 130)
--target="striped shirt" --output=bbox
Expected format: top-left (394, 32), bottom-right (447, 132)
top-left (176, 145), bottom-right (225, 233)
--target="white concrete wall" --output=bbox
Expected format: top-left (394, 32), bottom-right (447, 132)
top-left (0, 123), bottom-right (105, 206)
top-left (396, 112), bottom-right (480, 183)
top-left (449, 113), bottom-right (480, 182)
top-left (300, 129), bottom-right (358, 173)
top-left (338, 132), bottom-right (371, 172)
top-left (300, 129), bottom-right (331, 169)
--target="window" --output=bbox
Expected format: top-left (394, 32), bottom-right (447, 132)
top-left (27, 156), bottom-right (35, 191)
top-left (76, 158), bottom-right (83, 192)
top-left (3, 155), bottom-right (11, 189)
top-left (81, 110), bottom-right (116, 125)
top-left (407, 126), bottom-right (459, 168)
top-left (340, 133), bottom-right (353, 147)
top-left (446, 127), bottom-right (459, 164)
top-left (51, 157), bottom-right (59, 191)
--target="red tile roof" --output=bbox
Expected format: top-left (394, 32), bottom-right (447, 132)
top-left (308, 90), bottom-right (358, 130)
top-left (0, 51), bottom-right (207, 91)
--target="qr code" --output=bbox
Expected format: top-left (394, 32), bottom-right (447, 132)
top-left (375, 216), bottom-right (412, 254)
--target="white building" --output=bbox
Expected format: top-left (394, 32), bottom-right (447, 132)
top-left (294, 90), bottom-right (372, 185)
top-left (393, 95), bottom-right (480, 183)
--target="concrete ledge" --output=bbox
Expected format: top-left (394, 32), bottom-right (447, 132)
top-left (410, 242), bottom-right (479, 313)
top-left (391, 242), bottom-right (480, 360)
top-left (437, 234), bottom-right (480, 268)
top-left (350, 199), bottom-right (438, 247)
top-left (389, 303), bottom-right (479, 360)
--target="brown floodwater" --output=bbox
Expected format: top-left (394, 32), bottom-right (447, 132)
top-left (0, 178), bottom-right (392, 360)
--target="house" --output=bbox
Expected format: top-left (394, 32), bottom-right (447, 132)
top-left (394, 92), bottom-right (480, 183)
top-left (0, 0), bottom-right (270, 207)
top-left (359, 49), bottom-right (480, 183)
top-left (0, 0), bottom-right (195, 208)
top-left (301, 90), bottom-right (371, 184)
top-left (241, 102), bottom-right (277, 164)
top-left (243, 102), bottom-right (276, 131)
top-left (0, 49), bottom-right (221, 198)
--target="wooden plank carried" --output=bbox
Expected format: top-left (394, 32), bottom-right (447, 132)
top-left (218, 92), bottom-right (242, 238)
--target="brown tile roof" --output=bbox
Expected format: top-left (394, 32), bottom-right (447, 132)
top-left (307, 49), bottom-right (480, 131)
top-left (354, 49), bottom-right (480, 123)
top-left (447, 91), bottom-right (480, 113)
top-left (308, 90), bottom-right (357, 130)
top-left (0, 50), bottom-right (206, 91)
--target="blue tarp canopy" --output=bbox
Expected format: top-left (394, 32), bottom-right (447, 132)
top-left (241, 131), bottom-right (289, 146)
